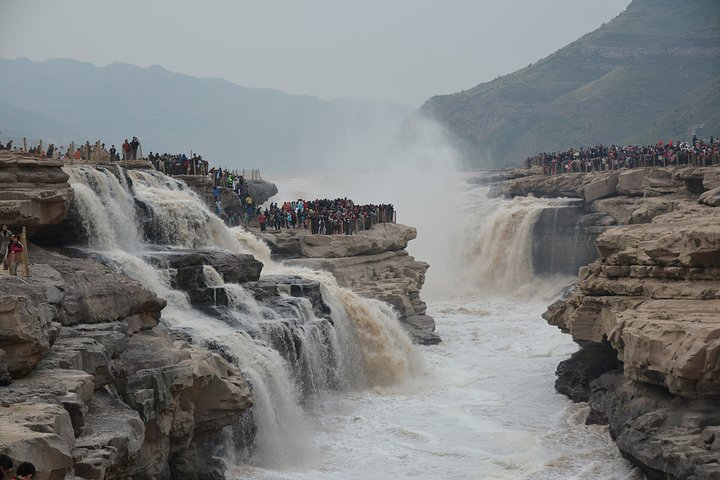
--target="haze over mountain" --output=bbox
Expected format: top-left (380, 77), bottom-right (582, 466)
top-left (418, 0), bottom-right (720, 169)
top-left (0, 58), bottom-right (413, 174)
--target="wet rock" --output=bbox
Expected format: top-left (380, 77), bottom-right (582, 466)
top-left (401, 315), bottom-right (441, 345)
top-left (554, 341), bottom-right (622, 402)
top-left (589, 371), bottom-right (720, 480)
top-left (257, 275), bottom-right (331, 318)
top-left (113, 331), bottom-right (252, 479)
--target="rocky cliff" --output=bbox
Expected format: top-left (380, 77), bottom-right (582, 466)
top-left (1, 156), bottom-right (434, 478)
top-left (494, 166), bottom-right (720, 479)
top-left (258, 224), bottom-right (440, 345)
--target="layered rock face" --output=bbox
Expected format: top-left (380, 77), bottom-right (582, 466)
top-left (507, 167), bottom-right (720, 480)
top-left (0, 152), bottom-right (74, 234)
top-left (259, 224), bottom-right (440, 344)
top-left (0, 247), bottom-right (252, 479)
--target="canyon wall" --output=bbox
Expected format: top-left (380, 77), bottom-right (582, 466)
top-left (493, 166), bottom-right (720, 479)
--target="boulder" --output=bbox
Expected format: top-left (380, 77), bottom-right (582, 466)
top-left (0, 403), bottom-right (75, 480)
top-left (246, 179), bottom-right (278, 205)
top-left (0, 277), bottom-right (59, 378)
top-left (616, 168), bottom-right (684, 197)
top-left (583, 172), bottom-right (618, 203)
top-left (698, 186), bottom-right (720, 207)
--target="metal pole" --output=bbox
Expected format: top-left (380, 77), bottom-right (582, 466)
top-left (20, 226), bottom-right (30, 277)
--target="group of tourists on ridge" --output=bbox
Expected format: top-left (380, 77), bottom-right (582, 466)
top-left (0, 453), bottom-right (35, 479)
top-left (0, 225), bottom-right (24, 276)
top-left (0, 133), bottom-right (143, 163)
top-left (256, 198), bottom-right (395, 235)
top-left (148, 151), bottom-right (209, 175)
top-left (528, 136), bottom-right (719, 175)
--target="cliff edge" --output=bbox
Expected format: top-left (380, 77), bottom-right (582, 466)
top-left (258, 223), bottom-right (440, 345)
top-left (494, 166), bottom-right (720, 480)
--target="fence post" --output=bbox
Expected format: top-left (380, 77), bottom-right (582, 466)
top-left (39, 140), bottom-right (43, 157)
top-left (20, 226), bottom-right (30, 277)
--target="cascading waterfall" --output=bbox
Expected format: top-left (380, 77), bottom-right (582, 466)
top-left (62, 165), bottom-right (421, 468)
top-left (458, 183), bottom-right (576, 296)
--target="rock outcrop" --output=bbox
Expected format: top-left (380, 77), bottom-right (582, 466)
top-left (514, 167), bottom-right (720, 480)
top-left (0, 245), bottom-right (251, 479)
top-left (0, 152), bottom-right (74, 234)
top-left (176, 174), bottom-right (278, 216)
top-left (259, 224), bottom-right (440, 345)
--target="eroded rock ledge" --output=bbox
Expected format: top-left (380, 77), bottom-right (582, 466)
top-left (500, 166), bottom-right (720, 480)
top-left (258, 224), bottom-right (440, 345)
top-left (0, 152), bottom-right (74, 234)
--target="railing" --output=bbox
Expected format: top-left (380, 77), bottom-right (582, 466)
top-left (529, 152), bottom-right (720, 176)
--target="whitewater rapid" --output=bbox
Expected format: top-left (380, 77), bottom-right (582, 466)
top-left (228, 296), bottom-right (643, 480)
top-left (64, 164), bottom-right (643, 479)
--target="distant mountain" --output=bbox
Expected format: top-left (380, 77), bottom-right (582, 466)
top-left (418, 0), bottom-right (720, 168)
top-left (0, 58), bottom-right (413, 173)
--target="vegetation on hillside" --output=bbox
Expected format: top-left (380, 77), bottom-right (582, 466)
top-left (420, 0), bottom-right (720, 168)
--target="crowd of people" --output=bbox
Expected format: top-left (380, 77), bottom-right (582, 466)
top-left (0, 454), bottom-right (35, 479)
top-left (148, 152), bottom-right (209, 175)
top-left (527, 136), bottom-right (719, 175)
top-left (1, 224), bottom-right (24, 276)
top-left (0, 133), bottom-right (143, 162)
top-left (256, 198), bottom-right (395, 235)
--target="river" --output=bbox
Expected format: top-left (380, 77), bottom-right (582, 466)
top-left (227, 295), bottom-right (642, 480)
top-left (65, 165), bottom-right (644, 479)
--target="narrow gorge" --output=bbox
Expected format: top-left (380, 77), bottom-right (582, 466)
top-left (487, 166), bottom-right (720, 480)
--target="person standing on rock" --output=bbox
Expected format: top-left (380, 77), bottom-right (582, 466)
top-left (1, 225), bottom-right (12, 270)
top-left (7, 235), bottom-right (23, 276)
top-left (130, 136), bottom-right (140, 160)
top-left (13, 462), bottom-right (36, 479)
top-left (122, 139), bottom-right (130, 161)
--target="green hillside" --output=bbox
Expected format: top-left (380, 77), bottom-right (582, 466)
top-left (419, 0), bottom-right (720, 168)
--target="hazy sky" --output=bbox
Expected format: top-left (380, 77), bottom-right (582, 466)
top-left (0, 0), bottom-right (631, 106)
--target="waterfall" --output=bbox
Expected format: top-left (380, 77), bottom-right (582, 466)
top-left (62, 165), bottom-right (421, 468)
top-left (458, 183), bottom-right (576, 296)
